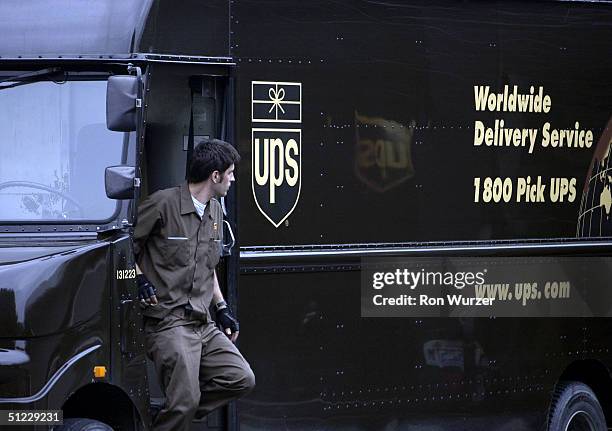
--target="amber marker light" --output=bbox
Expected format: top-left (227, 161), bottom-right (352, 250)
top-left (93, 366), bottom-right (107, 378)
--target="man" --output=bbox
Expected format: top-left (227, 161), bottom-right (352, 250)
top-left (134, 139), bottom-right (255, 431)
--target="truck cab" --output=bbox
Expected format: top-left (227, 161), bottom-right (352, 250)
top-left (0, 1), bottom-right (238, 429)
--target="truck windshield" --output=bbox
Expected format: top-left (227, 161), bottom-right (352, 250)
top-left (0, 77), bottom-right (124, 222)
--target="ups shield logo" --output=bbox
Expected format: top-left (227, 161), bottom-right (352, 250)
top-left (355, 112), bottom-right (415, 192)
top-left (252, 128), bottom-right (301, 227)
top-left (251, 81), bottom-right (302, 228)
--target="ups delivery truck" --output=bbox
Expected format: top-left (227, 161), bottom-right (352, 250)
top-left (1, 1), bottom-right (612, 430)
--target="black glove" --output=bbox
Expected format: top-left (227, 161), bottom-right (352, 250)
top-left (137, 274), bottom-right (157, 304)
top-left (215, 302), bottom-right (239, 336)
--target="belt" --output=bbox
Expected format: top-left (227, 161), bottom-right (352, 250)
top-left (181, 304), bottom-right (208, 322)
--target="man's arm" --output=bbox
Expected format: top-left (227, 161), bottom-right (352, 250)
top-left (134, 196), bottom-right (162, 306)
top-left (133, 195), bottom-right (161, 257)
top-left (211, 269), bottom-right (225, 306)
top-left (212, 270), bottom-right (239, 342)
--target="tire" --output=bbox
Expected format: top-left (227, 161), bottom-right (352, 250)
top-left (548, 381), bottom-right (607, 431)
top-left (54, 418), bottom-right (114, 431)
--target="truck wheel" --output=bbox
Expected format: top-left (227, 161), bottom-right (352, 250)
top-left (54, 418), bottom-right (113, 431)
top-left (548, 381), bottom-right (606, 431)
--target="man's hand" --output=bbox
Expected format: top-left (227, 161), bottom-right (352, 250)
top-left (216, 304), bottom-right (239, 342)
top-left (137, 274), bottom-right (158, 306)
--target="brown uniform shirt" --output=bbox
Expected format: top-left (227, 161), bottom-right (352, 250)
top-left (134, 182), bottom-right (224, 321)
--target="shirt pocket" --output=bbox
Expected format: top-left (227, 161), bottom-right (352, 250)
top-left (206, 238), bottom-right (221, 269)
top-left (163, 236), bottom-right (191, 268)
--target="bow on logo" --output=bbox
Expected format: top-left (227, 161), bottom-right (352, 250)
top-left (268, 87), bottom-right (286, 116)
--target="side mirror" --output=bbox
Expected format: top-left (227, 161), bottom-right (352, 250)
top-left (105, 165), bottom-right (136, 199)
top-left (106, 75), bottom-right (140, 132)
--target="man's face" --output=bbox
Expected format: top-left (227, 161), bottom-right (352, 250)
top-left (212, 164), bottom-right (236, 197)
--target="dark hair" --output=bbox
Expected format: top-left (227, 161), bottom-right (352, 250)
top-left (188, 139), bottom-right (240, 183)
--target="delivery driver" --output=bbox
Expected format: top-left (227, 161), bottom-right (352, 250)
top-left (134, 139), bottom-right (255, 431)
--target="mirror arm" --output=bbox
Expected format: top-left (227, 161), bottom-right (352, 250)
top-left (127, 64), bottom-right (143, 109)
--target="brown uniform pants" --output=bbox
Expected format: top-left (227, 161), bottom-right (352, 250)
top-left (145, 319), bottom-right (255, 431)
